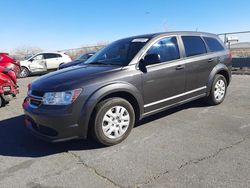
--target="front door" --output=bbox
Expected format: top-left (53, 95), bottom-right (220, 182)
top-left (141, 36), bottom-right (186, 114)
top-left (29, 54), bottom-right (47, 72)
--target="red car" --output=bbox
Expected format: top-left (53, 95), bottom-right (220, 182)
top-left (0, 66), bottom-right (19, 107)
top-left (0, 53), bottom-right (21, 77)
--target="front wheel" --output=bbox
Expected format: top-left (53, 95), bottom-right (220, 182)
top-left (206, 74), bottom-right (227, 105)
top-left (19, 67), bottom-right (30, 78)
top-left (92, 98), bottom-right (135, 146)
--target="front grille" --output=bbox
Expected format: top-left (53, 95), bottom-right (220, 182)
top-left (29, 90), bottom-right (44, 107)
top-left (30, 98), bottom-right (42, 107)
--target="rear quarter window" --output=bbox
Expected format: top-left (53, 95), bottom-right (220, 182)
top-left (182, 36), bottom-right (207, 57)
top-left (203, 37), bottom-right (225, 52)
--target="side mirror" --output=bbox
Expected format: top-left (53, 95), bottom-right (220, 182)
top-left (29, 59), bottom-right (33, 62)
top-left (143, 54), bottom-right (161, 66)
top-left (87, 54), bottom-right (93, 59)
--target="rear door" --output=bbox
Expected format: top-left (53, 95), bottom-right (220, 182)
top-left (181, 36), bottom-right (213, 93)
top-left (44, 53), bottom-right (61, 69)
top-left (141, 36), bottom-right (186, 114)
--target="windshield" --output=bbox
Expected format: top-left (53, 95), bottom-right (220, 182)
top-left (25, 55), bottom-right (33, 60)
top-left (84, 38), bottom-right (149, 66)
top-left (76, 54), bottom-right (88, 61)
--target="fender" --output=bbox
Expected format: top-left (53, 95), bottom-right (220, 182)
top-left (207, 63), bottom-right (230, 96)
top-left (20, 60), bottom-right (31, 71)
top-left (78, 82), bottom-right (144, 138)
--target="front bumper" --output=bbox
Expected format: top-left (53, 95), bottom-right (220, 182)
top-left (23, 97), bottom-right (84, 142)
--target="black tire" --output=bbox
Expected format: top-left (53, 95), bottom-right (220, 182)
top-left (206, 74), bottom-right (227, 105)
top-left (0, 96), bottom-right (7, 107)
top-left (19, 67), bottom-right (30, 78)
top-left (0, 96), bottom-right (2, 107)
top-left (92, 97), bottom-right (135, 146)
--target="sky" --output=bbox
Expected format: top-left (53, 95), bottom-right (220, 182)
top-left (1, 0), bottom-right (250, 52)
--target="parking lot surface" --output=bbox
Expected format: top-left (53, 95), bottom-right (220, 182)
top-left (0, 75), bottom-right (250, 188)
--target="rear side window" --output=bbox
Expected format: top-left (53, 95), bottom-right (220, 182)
top-left (147, 37), bottom-right (180, 63)
top-left (203, 37), bottom-right (225, 52)
top-left (44, 53), bottom-right (60, 59)
top-left (182, 36), bottom-right (207, 57)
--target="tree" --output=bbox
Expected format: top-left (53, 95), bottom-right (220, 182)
top-left (11, 46), bottom-right (43, 60)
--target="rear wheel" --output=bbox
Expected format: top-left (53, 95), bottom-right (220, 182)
top-left (19, 67), bottom-right (30, 78)
top-left (92, 98), bottom-right (135, 146)
top-left (206, 74), bottom-right (227, 105)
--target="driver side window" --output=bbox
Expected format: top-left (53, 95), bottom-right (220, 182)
top-left (32, 54), bottom-right (44, 61)
top-left (147, 37), bottom-right (180, 64)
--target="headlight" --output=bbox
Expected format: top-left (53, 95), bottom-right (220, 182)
top-left (42, 88), bottom-right (82, 105)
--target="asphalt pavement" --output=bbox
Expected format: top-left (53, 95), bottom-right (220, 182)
top-left (0, 75), bottom-right (249, 188)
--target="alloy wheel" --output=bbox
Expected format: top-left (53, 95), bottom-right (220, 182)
top-left (214, 79), bottom-right (226, 101)
top-left (102, 106), bottom-right (130, 139)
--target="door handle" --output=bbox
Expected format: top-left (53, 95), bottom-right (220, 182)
top-left (208, 58), bottom-right (214, 62)
top-left (176, 65), bottom-right (184, 70)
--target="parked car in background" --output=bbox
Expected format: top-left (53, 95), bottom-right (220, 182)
top-left (23, 32), bottom-right (232, 146)
top-left (59, 52), bottom-right (95, 69)
top-left (0, 66), bottom-right (19, 107)
top-left (19, 52), bottom-right (71, 78)
top-left (23, 54), bottom-right (34, 60)
top-left (0, 53), bottom-right (21, 78)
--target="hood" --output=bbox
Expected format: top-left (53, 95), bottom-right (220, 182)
top-left (31, 64), bottom-right (122, 91)
top-left (60, 60), bottom-right (83, 69)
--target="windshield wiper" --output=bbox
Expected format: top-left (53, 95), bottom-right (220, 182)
top-left (88, 61), bottom-right (106, 65)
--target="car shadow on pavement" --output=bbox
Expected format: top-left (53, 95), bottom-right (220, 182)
top-left (136, 99), bottom-right (209, 127)
top-left (0, 115), bottom-right (103, 158)
top-left (0, 100), bottom-right (209, 158)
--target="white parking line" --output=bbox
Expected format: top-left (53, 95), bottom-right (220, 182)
top-left (240, 124), bottom-right (250, 129)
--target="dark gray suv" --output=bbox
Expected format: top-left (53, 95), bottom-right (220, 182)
top-left (23, 32), bottom-right (232, 146)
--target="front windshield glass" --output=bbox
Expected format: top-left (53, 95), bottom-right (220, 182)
top-left (76, 54), bottom-right (88, 61)
top-left (84, 38), bottom-right (149, 66)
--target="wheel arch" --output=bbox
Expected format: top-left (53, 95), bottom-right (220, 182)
top-left (78, 82), bottom-right (144, 138)
top-left (21, 65), bottom-right (30, 71)
top-left (207, 64), bottom-right (230, 96)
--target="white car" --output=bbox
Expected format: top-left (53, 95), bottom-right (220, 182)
top-left (19, 52), bottom-right (72, 78)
